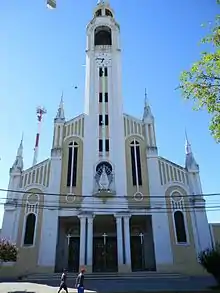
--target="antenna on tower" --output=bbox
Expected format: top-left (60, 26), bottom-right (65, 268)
top-left (32, 106), bottom-right (47, 166)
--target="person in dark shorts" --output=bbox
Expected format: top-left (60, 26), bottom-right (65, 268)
top-left (58, 269), bottom-right (68, 293)
top-left (75, 268), bottom-right (85, 293)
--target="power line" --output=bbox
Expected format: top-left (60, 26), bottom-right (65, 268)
top-left (1, 201), bottom-right (220, 214)
top-left (0, 188), bottom-right (220, 199)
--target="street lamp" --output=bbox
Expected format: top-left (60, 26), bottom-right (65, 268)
top-left (47, 0), bottom-right (56, 9)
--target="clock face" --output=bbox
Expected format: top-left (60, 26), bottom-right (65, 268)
top-left (95, 52), bottom-right (112, 67)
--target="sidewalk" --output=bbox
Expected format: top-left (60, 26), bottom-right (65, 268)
top-left (0, 282), bottom-right (96, 293)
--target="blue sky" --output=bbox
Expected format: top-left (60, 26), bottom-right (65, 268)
top-left (0, 0), bottom-right (219, 227)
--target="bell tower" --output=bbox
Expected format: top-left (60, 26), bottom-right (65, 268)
top-left (82, 1), bottom-right (127, 198)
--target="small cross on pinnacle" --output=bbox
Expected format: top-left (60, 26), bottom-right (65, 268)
top-left (144, 88), bottom-right (148, 107)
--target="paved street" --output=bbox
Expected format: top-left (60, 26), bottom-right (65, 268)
top-left (0, 277), bottom-right (217, 293)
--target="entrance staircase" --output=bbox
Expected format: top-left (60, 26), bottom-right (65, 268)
top-left (22, 271), bottom-right (188, 282)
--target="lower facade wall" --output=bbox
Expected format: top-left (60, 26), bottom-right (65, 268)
top-left (0, 260), bottom-right (209, 278)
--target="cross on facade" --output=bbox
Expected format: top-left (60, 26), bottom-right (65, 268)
top-left (102, 232), bottom-right (108, 245)
top-left (139, 232), bottom-right (144, 244)
top-left (66, 234), bottom-right (72, 246)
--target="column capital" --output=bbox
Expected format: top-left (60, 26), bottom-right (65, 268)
top-left (114, 213), bottom-right (131, 219)
top-left (87, 216), bottom-right (94, 225)
top-left (78, 214), bottom-right (87, 219)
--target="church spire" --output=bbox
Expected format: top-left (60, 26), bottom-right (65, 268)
top-left (55, 91), bottom-right (65, 121)
top-left (143, 88), bottom-right (153, 121)
top-left (185, 131), bottom-right (199, 171)
top-left (11, 134), bottom-right (24, 172)
top-left (97, 0), bottom-right (109, 4)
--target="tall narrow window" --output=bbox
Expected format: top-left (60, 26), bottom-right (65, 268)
top-left (130, 140), bottom-right (142, 186)
top-left (105, 139), bottom-right (109, 152)
top-left (99, 93), bottom-right (103, 102)
top-left (105, 93), bottom-right (108, 102)
top-left (99, 139), bottom-right (103, 152)
top-left (105, 115), bottom-right (109, 126)
top-left (104, 67), bottom-right (108, 76)
top-left (67, 142), bottom-right (78, 187)
top-left (174, 211), bottom-right (187, 243)
top-left (99, 68), bottom-right (103, 77)
top-left (99, 115), bottom-right (103, 126)
top-left (24, 213), bottom-right (36, 246)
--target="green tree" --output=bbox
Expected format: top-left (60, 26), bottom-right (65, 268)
top-left (198, 244), bottom-right (220, 285)
top-left (179, 1), bottom-right (220, 142)
top-left (0, 238), bottom-right (18, 263)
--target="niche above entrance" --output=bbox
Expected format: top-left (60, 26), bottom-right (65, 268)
top-left (93, 161), bottom-right (116, 198)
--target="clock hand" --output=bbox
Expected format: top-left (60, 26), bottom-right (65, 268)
top-left (101, 58), bottom-right (104, 63)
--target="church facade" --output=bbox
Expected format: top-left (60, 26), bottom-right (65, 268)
top-left (1, 1), bottom-right (213, 276)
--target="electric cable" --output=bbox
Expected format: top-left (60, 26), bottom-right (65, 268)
top-left (0, 188), bottom-right (220, 198)
top-left (1, 201), bottom-right (220, 214)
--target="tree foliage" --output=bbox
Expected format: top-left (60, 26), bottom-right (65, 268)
top-left (198, 243), bottom-right (220, 284)
top-left (0, 238), bottom-right (18, 263)
top-left (179, 1), bottom-right (220, 142)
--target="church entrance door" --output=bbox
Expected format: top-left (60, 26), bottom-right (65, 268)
top-left (93, 236), bottom-right (117, 272)
top-left (93, 215), bottom-right (118, 272)
top-left (130, 215), bottom-right (156, 272)
top-left (68, 237), bottom-right (80, 272)
top-left (131, 235), bottom-right (145, 271)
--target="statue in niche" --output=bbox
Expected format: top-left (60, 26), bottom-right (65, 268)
top-left (98, 165), bottom-right (109, 190)
top-left (95, 161), bottom-right (114, 192)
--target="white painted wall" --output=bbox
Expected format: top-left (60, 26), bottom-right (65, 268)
top-left (1, 171), bottom-right (22, 244)
top-left (38, 154), bottom-right (61, 267)
top-left (188, 171), bottom-right (212, 253)
top-left (82, 49), bottom-right (99, 197)
top-left (147, 155), bottom-right (173, 265)
top-left (194, 206), bottom-right (212, 251)
top-left (108, 50), bottom-right (127, 199)
top-left (82, 13), bottom-right (127, 200)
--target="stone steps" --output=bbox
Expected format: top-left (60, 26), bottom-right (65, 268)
top-left (23, 271), bottom-right (188, 281)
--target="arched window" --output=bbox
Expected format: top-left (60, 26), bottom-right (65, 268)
top-left (67, 142), bottom-right (78, 187)
top-left (105, 9), bottom-right (113, 17)
top-left (95, 9), bottom-right (102, 17)
top-left (130, 140), bottom-right (142, 186)
top-left (24, 213), bottom-right (36, 246)
top-left (174, 211), bottom-right (187, 243)
top-left (94, 26), bottom-right (112, 46)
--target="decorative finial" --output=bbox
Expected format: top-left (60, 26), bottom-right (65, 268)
top-left (185, 129), bottom-right (192, 155)
top-left (97, 0), bottom-right (109, 4)
top-left (56, 91), bottom-right (65, 120)
top-left (184, 130), bottom-right (199, 171)
top-left (60, 90), bottom-right (64, 105)
top-left (144, 88), bottom-right (148, 107)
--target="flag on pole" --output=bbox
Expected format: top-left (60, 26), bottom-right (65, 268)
top-left (47, 0), bottom-right (56, 9)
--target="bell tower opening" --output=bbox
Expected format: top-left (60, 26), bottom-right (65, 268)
top-left (94, 26), bottom-right (112, 46)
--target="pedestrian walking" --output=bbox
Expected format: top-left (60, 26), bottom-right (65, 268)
top-left (75, 268), bottom-right (85, 293)
top-left (58, 269), bottom-right (68, 293)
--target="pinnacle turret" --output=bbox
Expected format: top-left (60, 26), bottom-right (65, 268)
top-left (55, 92), bottom-right (65, 122)
top-left (185, 131), bottom-right (199, 172)
top-left (142, 89), bottom-right (153, 121)
top-left (11, 134), bottom-right (24, 172)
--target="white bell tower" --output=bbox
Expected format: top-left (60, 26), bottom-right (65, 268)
top-left (82, 1), bottom-right (127, 198)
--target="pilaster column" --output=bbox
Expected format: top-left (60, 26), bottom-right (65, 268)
top-left (123, 216), bottom-right (131, 267)
top-left (87, 216), bottom-right (94, 267)
top-left (79, 216), bottom-right (86, 267)
top-left (115, 216), bottom-right (123, 266)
